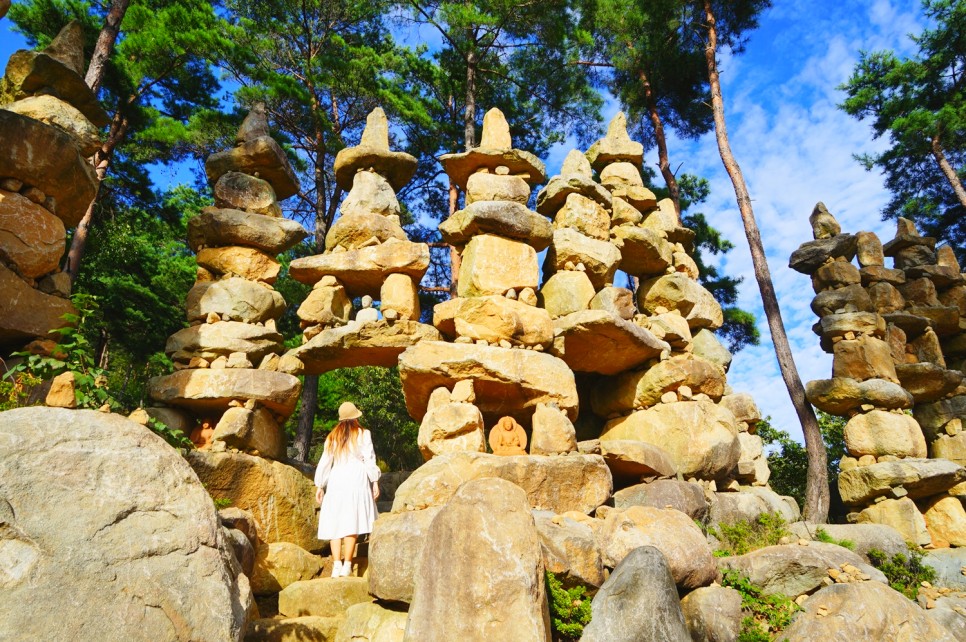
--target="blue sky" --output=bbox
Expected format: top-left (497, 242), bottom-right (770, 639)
top-left (0, 1), bottom-right (929, 441)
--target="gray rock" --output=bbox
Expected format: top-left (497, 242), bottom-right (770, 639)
top-left (923, 548), bottom-right (966, 590)
top-left (788, 234), bottom-right (857, 274)
top-left (367, 506), bottom-right (441, 604)
top-left (782, 582), bottom-right (957, 641)
top-left (787, 522), bottom-right (907, 562)
top-left (717, 542), bottom-right (886, 598)
top-left (612, 479), bottom-right (710, 523)
top-left (709, 488), bottom-right (799, 529)
top-left (680, 585), bottom-right (742, 642)
top-left (222, 525), bottom-right (256, 577)
top-left (533, 510), bottom-right (605, 588)
top-left (927, 597), bottom-right (966, 640)
top-left (0, 408), bottom-right (251, 641)
top-left (581, 546), bottom-right (690, 642)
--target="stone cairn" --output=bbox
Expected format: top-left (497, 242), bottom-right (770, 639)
top-left (286, 108), bottom-right (440, 374)
top-left (144, 105), bottom-right (306, 461)
top-left (0, 22), bottom-right (106, 357)
top-left (791, 207), bottom-right (966, 546)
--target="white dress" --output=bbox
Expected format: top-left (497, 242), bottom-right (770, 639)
top-left (314, 429), bottom-right (381, 540)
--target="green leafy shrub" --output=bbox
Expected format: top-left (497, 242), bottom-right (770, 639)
top-left (2, 294), bottom-right (191, 449)
top-left (546, 571), bottom-right (592, 641)
top-left (867, 546), bottom-right (936, 599)
top-left (0, 369), bottom-right (41, 410)
top-left (722, 569), bottom-right (799, 641)
top-left (213, 497), bottom-right (233, 509)
top-left (814, 527), bottom-right (855, 550)
top-left (713, 513), bottom-right (790, 557)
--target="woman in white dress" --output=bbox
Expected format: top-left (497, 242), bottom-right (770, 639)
top-left (314, 401), bottom-right (381, 577)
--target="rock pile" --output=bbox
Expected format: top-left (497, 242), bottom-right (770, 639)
top-left (791, 207), bottom-right (966, 546)
top-left (286, 108), bottom-right (441, 373)
top-left (0, 22), bottom-right (107, 353)
top-left (145, 105), bottom-right (305, 461)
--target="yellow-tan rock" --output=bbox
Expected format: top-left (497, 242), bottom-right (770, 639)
top-left (611, 225), bottom-right (674, 277)
top-left (843, 410), bottom-right (927, 459)
top-left (436, 295), bottom-right (553, 347)
top-left (148, 368), bottom-right (302, 416)
top-left (440, 200), bottom-right (552, 251)
top-left (417, 401), bottom-right (486, 460)
top-left (289, 320), bottom-right (441, 375)
top-left (247, 616), bottom-right (342, 642)
top-left (0, 189), bottom-right (65, 278)
top-left (212, 171), bottom-right (280, 217)
top-left (336, 603), bottom-right (408, 642)
top-left (187, 207), bottom-right (307, 254)
top-left (251, 541), bottom-right (322, 595)
top-left (324, 211), bottom-right (408, 250)
top-left (639, 274), bottom-right (723, 330)
top-left (545, 228), bottom-right (622, 290)
top-left (165, 321), bottom-right (283, 363)
top-left (289, 240), bottom-right (429, 297)
top-left (856, 497), bottom-right (932, 547)
top-left (391, 451), bottom-right (612, 515)
top-left (297, 283), bottom-right (352, 325)
top-left (553, 192), bottom-right (610, 240)
top-left (196, 246), bottom-right (281, 284)
top-left (380, 273), bottom-right (420, 320)
top-left (187, 450), bottom-right (319, 551)
top-left (539, 270), bottom-right (596, 318)
top-left (456, 234), bottom-right (538, 298)
top-left (465, 171), bottom-right (531, 205)
top-left (550, 310), bottom-right (670, 375)
top-left (1, 95), bottom-right (101, 156)
top-left (600, 400), bottom-right (740, 480)
top-left (398, 341), bottom-right (579, 424)
top-left (922, 494), bottom-right (966, 548)
top-left (278, 577), bottom-right (372, 618)
top-left (591, 355), bottom-right (726, 416)
top-left (186, 278), bottom-right (286, 324)
top-left (0, 263), bottom-right (75, 344)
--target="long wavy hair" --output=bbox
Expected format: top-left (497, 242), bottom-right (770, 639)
top-left (326, 418), bottom-right (363, 459)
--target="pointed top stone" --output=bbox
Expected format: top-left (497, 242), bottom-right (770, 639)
top-left (937, 245), bottom-right (961, 272)
top-left (585, 112), bottom-right (644, 171)
top-left (809, 202), bottom-right (841, 240)
top-left (43, 20), bottom-right (85, 76)
top-left (236, 103), bottom-right (270, 144)
top-left (897, 217), bottom-right (920, 237)
top-left (479, 108), bottom-right (512, 150)
top-left (332, 107), bottom-right (417, 191)
top-left (561, 149), bottom-right (592, 178)
top-left (360, 107), bottom-right (390, 150)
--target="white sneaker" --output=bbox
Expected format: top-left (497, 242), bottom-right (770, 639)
top-left (340, 561), bottom-right (352, 577)
top-left (330, 561), bottom-right (342, 578)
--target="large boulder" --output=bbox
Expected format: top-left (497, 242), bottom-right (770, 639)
top-left (398, 341), bottom-right (579, 426)
top-left (532, 510), bottom-right (605, 588)
top-left (0, 189), bottom-right (65, 279)
top-left (599, 440), bottom-right (676, 482)
top-left (289, 240), bottom-right (429, 296)
top-left (188, 207), bottom-right (307, 254)
top-left (580, 546), bottom-right (690, 642)
top-left (187, 450), bottom-right (319, 551)
top-left (843, 410), bottom-right (927, 459)
top-left (709, 489), bottom-right (800, 528)
top-left (205, 135), bottom-right (299, 200)
top-left (612, 479), bottom-right (710, 523)
top-left (440, 200), bottom-right (552, 251)
top-left (403, 478), bottom-right (551, 642)
top-left (148, 368), bottom-right (302, 416)
top-left (782, 582), bottom-right (957, 641)
top-left (787, 522), bottom-right (908, 561)
top-left (164, 321), bottom-right (283, 363)
top-left (924, 548), bottom-right (966, 590)
top-left (368, 507), bottom-right (442, 604)
top-left (639, 274), bottom-right (723, 330)
top-left (806, 377), bottom-right (914, 415)
top-left (591, 355), bottom-right (726, 415)
top-left (600, 400), bottom-right (740, 480)
top-left (325, 212), bottom-right (407, 251)
top-left (717, 542), bottom-right (886, 598)
top-left (335, 602), bottom-right (408, 642)
top-left (390, 451), bottom-right (612, 515)
top-left (278, 577), bottom-right (372, 618)
top-left (250, 541), bottom-right (321, 595)
top-left (545, 228), bottom-right (622, 290)
top-left (0, 263), bottom-right (75, 346)
top-left (0, 408), bottom-right (251, 641)
top-left (456, 234), bottom-right (539, 298)
top-left (0, 106), bottom-right (98, 226)
top-left (186, 277), bottom-right (286, 324)
top-left (856, 497), bottom-right (932, 547)
top-left (838, 458), bottom-right (966, 505)
top-left (598, 505), bottom-right (718, 590)
top-left (247, 616), bottom-right (343, 642)
top-left (680, 585), bottom-right (743, 642)
top-left (416, 401), bottom-right (485, 460)
top-left (549, 310), bottom-right (670, 375)
top-left (289, 320), bottom-right (441, 375)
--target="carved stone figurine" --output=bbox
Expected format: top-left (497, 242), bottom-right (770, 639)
top-left (488, 416), bottom-right (528, 456)
top-left (190, 418), bottom-right (216, 448)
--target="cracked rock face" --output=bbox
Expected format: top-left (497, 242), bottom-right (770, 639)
top-left (0, 407), bottom-right (252, 641)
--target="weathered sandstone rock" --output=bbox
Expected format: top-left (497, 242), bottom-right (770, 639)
top-left (188, 207), bottom-right (307, 254)
top-left (289, 240), bottom-right (429, 296)
top-left (186, 278), bottom-right (286, 323)
top-left (843, 410), bottom-right (927, 459)
top-left (838, 458), bottom-right (966, 505)
top-left (368, 507), bottom-right (442, 604)
top-left (251, 541), bottom-right (321, 595)
top-left (391, 451), bottom-right (612, 515)
top-left (149, 368), bottom-right (301, 416)
top-left (532, 510), bottom-right (605, 588)
top-left (0, 263), bottom-right (75, 345)
top-left (591, 355), bottom-right (725, 415)
top-left (639, 273), bottom-right (724, 330)
top-left (403, 478), bottom-right (551, 642)
top-left (440, 200), bottom-right (552, 251)
top-left (278, 577), bottom-right (372, 618)
top-left (550, 310), bottom-right (670, 375)
top-left (290, 320), bottom-right (441, 375)
top-left (0, 408), bottom-right (251, 641)
top-left (0, 189), bottom-right (65, 278)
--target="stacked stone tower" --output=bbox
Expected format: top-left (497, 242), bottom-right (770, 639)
top-left (146, 106), bottom-right (306, 460)
top-left (791, 208), bottom-right (966, 546)
top-left (0, 22), bottom-right (106, 353)
top-left (286, 108), bottom-right (440, 374)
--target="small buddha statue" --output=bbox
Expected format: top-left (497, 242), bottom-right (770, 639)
top-left (489, 416), bottom-right (527, 456)
top-left (190, 418), bottom-right (216, 448)
top-left (356, 295), bottom-right (380, 323)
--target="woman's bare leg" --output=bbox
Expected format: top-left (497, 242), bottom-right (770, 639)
top-left (342, 534), bottom-right (358, 567)
top-left (330, 539), bottom-right (342, 570)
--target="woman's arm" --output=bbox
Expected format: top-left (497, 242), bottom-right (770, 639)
top-left (362, 430), bottom-right (381, 484)
top-left (314, 440), bottom-right (333, 489)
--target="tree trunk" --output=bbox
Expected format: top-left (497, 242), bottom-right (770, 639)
top-left (448, 180), bottom-right (460, 297)
top-left (702, 0), bottom-right (829, 522)
top-left (84, 0), bottom-right (129, 93)
top-left (464, 49), bottom-right (477, 151)
top-left (293, 375), bottom-right (318, 461)
top-left (930, 133), bottom-right (966, 211)
top-left (639, 68), bottom-right (681, 219)
top-left (65, 107), bottom-right (129, 283)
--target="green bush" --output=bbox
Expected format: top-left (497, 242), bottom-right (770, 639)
top-left (713, 513), bottom-right (790, 557)
top-left (867, 546), bottom-right (936, 599)
top-left (722, 569), bottom-right (799, 641)
top-left (546, 571), bottom-right (592, 641)
top-left (814, 527), bottom-right (854, 550)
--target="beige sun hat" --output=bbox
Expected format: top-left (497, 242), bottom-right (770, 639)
top-left (338, 401), bottom-right (363, 421)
